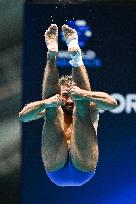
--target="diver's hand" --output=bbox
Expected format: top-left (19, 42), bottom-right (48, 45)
top-left (45, 94), bottom-right (62, 108)
top-left (69, 86), bottom-right (85, 100)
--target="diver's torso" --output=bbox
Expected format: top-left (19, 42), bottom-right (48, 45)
top-left (64, 108), bottom-right (99, 144)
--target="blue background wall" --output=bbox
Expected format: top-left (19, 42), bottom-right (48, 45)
top-left (22, 3), bottom-right (136, 204)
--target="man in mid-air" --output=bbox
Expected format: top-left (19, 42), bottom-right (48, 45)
top-left (19, 24), bottom-right (117, 186)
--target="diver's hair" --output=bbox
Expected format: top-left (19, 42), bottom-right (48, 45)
top-left (59, 75), bottom-right (72, 87)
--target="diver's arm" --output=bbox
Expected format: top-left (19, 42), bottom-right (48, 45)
top-left (86, 91), bottom-right (118, 110)
top-left (19, 100), bottom-right (47, 122)
top-left (19, 94), bottom-right (62, 122)
top-left (69, 86), bottom-right (118, 110)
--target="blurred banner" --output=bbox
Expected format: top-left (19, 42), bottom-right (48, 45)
top-left (22, 2), bottom-right (136, 204)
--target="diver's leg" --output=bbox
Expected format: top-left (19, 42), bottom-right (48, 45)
top-left (42, 24), bottom-right (67, 172)
top-left (62, 25), bottom-right (98, 172)
top-left (62, 25), bottom-right (91, 90)
top-left (42, 24), bottom-right (59, 99)
top-left (71, 102), bottom-right (98, 172)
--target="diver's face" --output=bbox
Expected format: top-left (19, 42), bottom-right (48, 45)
top-left (61, 85), bottom-right (74, 114)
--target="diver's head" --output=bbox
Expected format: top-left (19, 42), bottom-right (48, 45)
top-left (59, 75), bottom-right (74, 114)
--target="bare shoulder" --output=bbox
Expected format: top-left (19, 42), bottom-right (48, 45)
top-left (90, 102), bottom-right (99, 123)
top-left (90, 102), bottom-right (97, 110)
top-left (90, 103), bottom-right (99, 134)
top-left (37, 110), bottom-right (46, 118)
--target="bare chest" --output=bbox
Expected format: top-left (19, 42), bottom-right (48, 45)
top-left (64, 123), bottom-right (72, 142)
top-left (63, 109), bottom-right (99, 142)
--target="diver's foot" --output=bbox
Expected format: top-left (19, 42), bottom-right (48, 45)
top-left (44, 24), bottom-right (58, 58)
top-left (62, 24), bottom-right (80, 54)
top-left (62, 24), bottom-right (83, 67)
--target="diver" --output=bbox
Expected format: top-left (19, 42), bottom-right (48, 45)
top-left (19, 24), bottom-right (118, 186)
